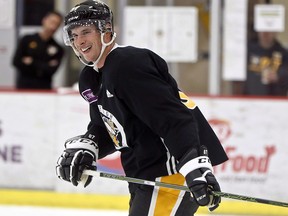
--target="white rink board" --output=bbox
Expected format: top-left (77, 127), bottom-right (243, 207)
top-left (0, 93), bottom-right (56, 189)
top-left (0, 91), bottom-right (287, 201)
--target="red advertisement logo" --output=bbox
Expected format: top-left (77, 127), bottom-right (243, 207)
top-left (209, 118), bottom-right (276, 174)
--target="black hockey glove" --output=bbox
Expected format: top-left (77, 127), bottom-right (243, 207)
top-left (56, 135), bottom-right (98, 187)
top-left (177, 145), bottom-right (221, 212)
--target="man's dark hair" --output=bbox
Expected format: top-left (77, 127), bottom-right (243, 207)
top-left (44, 11), bottom-right (63, 20)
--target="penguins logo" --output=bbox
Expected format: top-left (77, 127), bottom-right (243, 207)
top-left (98, 105), bottom-right (128, 149)
top-left (102, 116), bottom-right (121, 147)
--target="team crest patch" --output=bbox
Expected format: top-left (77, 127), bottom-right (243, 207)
top-left (98, 105), bottom-right (128, 149)
top-left (102, 116), bottom-right (122, 147)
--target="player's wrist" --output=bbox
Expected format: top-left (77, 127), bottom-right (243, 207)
top-left (177, 146), bottom-right (213, 177)
top-left (178, 156), bottom-right (212, 177)
top-left (65, 136), bottom-right (99, 158)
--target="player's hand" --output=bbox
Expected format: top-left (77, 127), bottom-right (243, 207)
top-left (56, 136), bottom-right (98, 187)
top-left (48, 59), bottom-right (59, 67)
top-left (187, 165), bottom-right (221, 211)
top-left (22, 56), bottom-right (33, 65)
top-left (177, 146), bottom-right (221, 211)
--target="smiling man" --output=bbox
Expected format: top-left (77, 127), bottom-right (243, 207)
top-left (56, 1), bottom-right (228, 216)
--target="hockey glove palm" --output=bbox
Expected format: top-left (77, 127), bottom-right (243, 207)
top-left (56, 136), bottom-right (98, 187)
top-left (177, 146), bottom-right (221, 211)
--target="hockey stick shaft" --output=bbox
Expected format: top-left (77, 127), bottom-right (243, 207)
top-left (83, 170), bottom-right (288, 208)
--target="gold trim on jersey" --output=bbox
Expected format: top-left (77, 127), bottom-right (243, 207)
top-left (179, 91), bottom-right (196, 109)
top-left (148, 174), bottom-right (186, 216)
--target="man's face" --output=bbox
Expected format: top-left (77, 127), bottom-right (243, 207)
top-left (258, 32), bottom-right (276, 48)
top-left (70, 25), bottom-right (102, 63)
top-left (43, 14), bottom-right (62, 36)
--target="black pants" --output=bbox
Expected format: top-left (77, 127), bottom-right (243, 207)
top-left (128, 174), bottom-right (199, 216)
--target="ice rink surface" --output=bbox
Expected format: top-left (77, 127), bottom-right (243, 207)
top-left (0, 205), bottom-right (243, 216)
top-left (0, 205), bottom-right (127, 216)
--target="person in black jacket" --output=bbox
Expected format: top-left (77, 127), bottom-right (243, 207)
top-left (56, 1), bottom-right (228, 215)
top-left (12, 11), bottom-right (64, 89)
top-left (233, 31), bottom-right (288, 96)
top-left (244, 31), bottom-right (288, 96)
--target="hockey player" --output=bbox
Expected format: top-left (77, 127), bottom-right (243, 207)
top-left (56, 1), bottom-right (228, 215)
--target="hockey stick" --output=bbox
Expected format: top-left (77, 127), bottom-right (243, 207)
top-left (83, 170), bottom-right (288, 208)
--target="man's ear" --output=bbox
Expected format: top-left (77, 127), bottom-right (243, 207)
top-left (104, 32), bottom-right (114, 42)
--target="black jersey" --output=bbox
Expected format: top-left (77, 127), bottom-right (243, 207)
top-left (12, 33), bottom-right (64, 89)
top-left (79, 45), bottom-right (228, 180)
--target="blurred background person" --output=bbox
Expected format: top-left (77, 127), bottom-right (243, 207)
top-left (242, 31), bottom-right (288, 96)
top-left (12, 11), bottom-right (64, 90)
